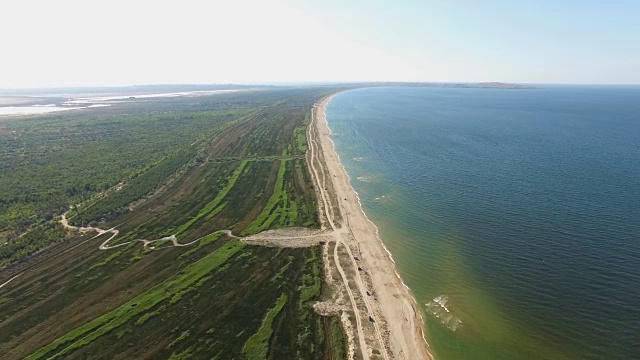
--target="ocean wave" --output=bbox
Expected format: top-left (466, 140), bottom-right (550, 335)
top-left (356, 176), bottom-right (372, 182)
top-left (426, 295), bottom-right (462, 331)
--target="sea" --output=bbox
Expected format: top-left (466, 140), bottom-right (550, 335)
top-left (325, 86), bottom-right (640, 360)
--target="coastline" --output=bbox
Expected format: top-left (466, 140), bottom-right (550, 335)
top-left (312, 92), bottom-right (433, 359)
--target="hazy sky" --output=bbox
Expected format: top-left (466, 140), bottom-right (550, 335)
top-left (2, 0), bottom-right (639, 88)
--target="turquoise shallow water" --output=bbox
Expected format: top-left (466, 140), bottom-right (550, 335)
top-left (326, 86), bottom-right (640, 360)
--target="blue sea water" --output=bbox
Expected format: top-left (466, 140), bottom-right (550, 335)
top-left (326, 86), bottom-right (640, 360)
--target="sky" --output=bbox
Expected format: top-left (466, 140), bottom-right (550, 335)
top-left (1, 0), bottom-right (639, 88)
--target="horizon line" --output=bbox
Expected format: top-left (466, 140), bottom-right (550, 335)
top-left (2, 81), bottom-right (640, 92)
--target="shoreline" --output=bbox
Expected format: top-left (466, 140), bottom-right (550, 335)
top-left (313, 93), bottom-right (433, 359)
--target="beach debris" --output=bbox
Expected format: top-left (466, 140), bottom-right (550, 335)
top-left (369, 315), bottom-right (375, 322)
top-left (354, 256), bottom-right (360, 261)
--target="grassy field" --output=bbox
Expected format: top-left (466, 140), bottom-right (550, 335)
top-left (0, 87), bottom-right (349, 359)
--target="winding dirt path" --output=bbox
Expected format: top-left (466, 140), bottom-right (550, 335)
top-left (59, 213), bottom-right (328, 252)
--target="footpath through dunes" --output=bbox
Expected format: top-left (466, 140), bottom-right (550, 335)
top-left (308, 94), bottom-right (434, 360)
top-left (0, 88), bottom-right (352, 360)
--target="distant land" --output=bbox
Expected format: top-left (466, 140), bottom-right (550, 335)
top-left (0, 84), bottom-right (264, 97)
top-left (474, 82), bottom-right (534, 89)
top-left (0, 82), bottom-right (533, 97)
top-left (0, 82), bottom-right (533, 117)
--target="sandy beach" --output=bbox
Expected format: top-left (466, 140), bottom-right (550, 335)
top-left (309, 93), bottom-right (433, 359)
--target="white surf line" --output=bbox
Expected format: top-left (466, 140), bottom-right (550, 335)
top-left (0, 274), bottom-right (21, 290)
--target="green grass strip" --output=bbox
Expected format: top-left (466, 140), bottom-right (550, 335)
top-left (175, 160), bottom-right (249, 235)
top-left (243, 160), bottom-right (287, 234)
top-left (135, 305), bottom-right (166, 326)
top-left (26, 240), bottom-right (246, 360)
top-left (168, 346), bottom-right (194, 360)
top-left (177, 232), bottom-right (223, 260)
top-left (294, 113), bottom-right (310, 154)
top-left (167, 330), bottom-right (190, 349)
top-left (242, 293), bottom-right (288, 360)
top-left (86, 250), bottom-right (123, 271)
top-left (328, 317), bottom-right (347, 360)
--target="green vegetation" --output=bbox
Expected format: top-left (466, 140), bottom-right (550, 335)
top-left (244, 157), bottom-right (318, 235)
top-left (26, 240), bottom-right (245, 360)
top-left (168, 330), bottom-right (191, 349)
top-left (326, 317), bottom-right (347, 360)
top-left (86, 249), bottom-right (123, 271)
top-left (177, 232), bottom-right (222, 260)
top-left (0, 221), bottom-right (65, 266)
top-left (293, 247), bottom-right (324, 353)
top-left (135, 305), bottom-right (167, 325)
top-left (71, 147), bottom-right (198, 226)
top-left (294, 112), bottom-right (311, 153)
top-left (0, 106), bottom-right (252, 262)
top-left (243, 293), bottom-right (288, 360)
top-left (174, 159), bottom-right (248, 236)
top-left (168, 347), bottom-right (194, 360)
top-left (0, 87), bottom-right (349, 359)
top-left (244, 159), bottom-right (290, 234)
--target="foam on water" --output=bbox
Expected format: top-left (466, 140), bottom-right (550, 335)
top-left (425, 295), bottom-right (463, 331)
